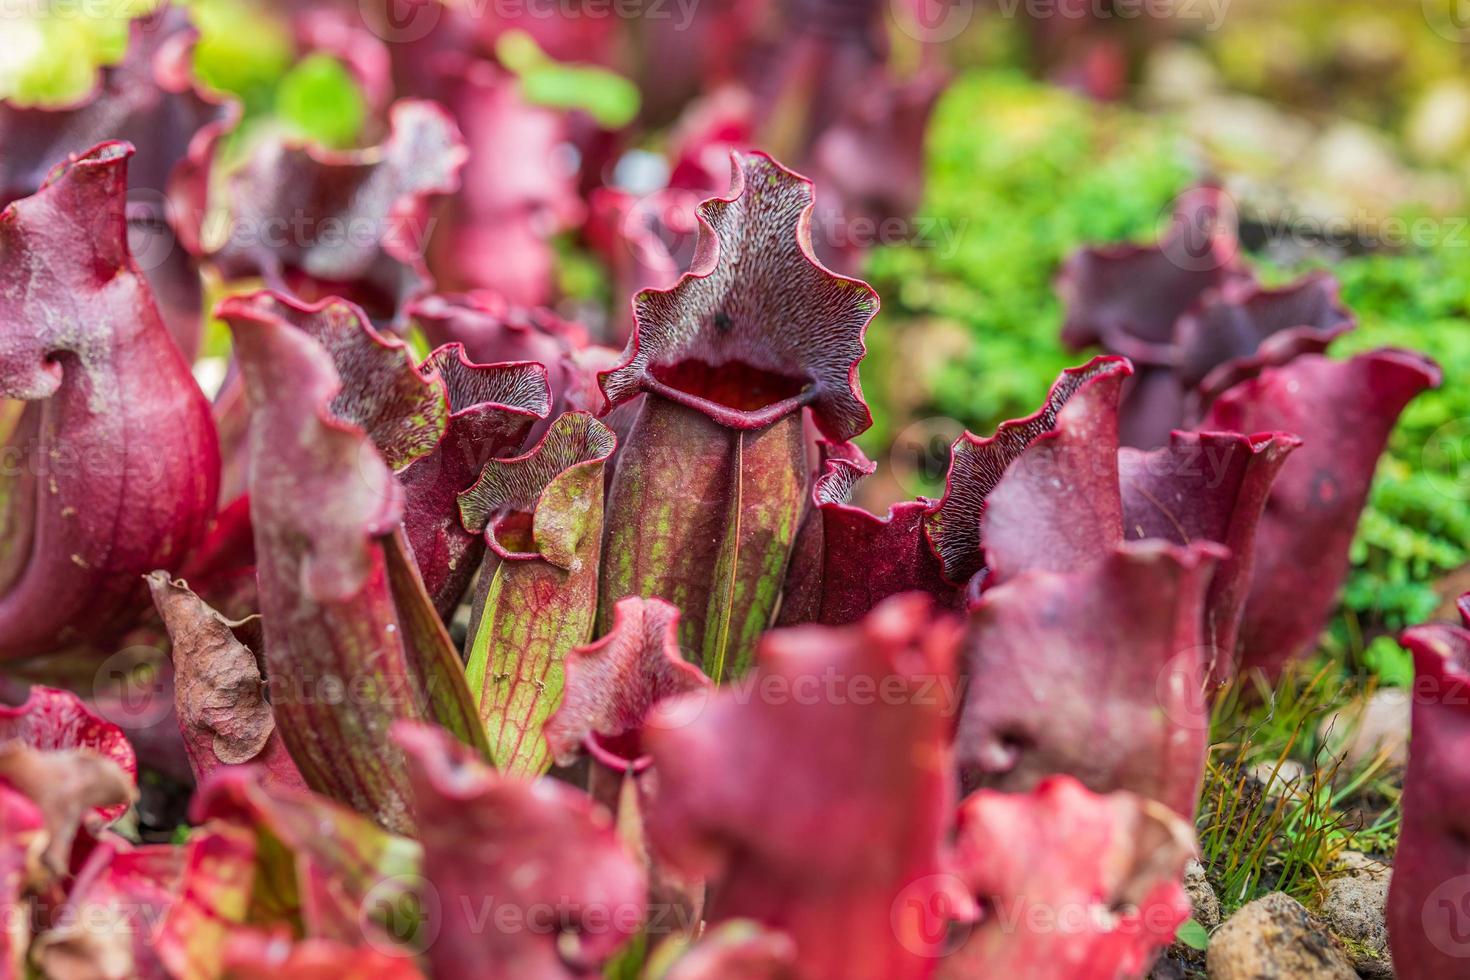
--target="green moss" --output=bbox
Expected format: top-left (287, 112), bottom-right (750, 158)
top-left (1330, 246), bottom-right (1470, 643)
top-left (863, 71), bottom-right (1196, 451)
top-left (1254, 241), bottom-right (1470, 650)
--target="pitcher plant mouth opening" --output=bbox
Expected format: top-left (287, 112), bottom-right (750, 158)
top-left (645, 357), bottom-right (815, 425)
top-left (488, 510), bottom-right (537, 559)
top-left (587, 728), bottom-right (653, 774)
top-left (599, 151), bottom-right (877, 442)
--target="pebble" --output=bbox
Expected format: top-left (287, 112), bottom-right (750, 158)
top-left (1320, 690), bottom-right (1410, 772)
top-left (1207, 892), bottom-right (1357, 980)
top-left (1322, 851), bottom-right (1393, 977)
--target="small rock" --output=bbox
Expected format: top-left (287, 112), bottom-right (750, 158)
top-left (1354, 955), bottom-right (1395, 980)
top-left (1305, 122), bottom-right (1410, 218)
top-left (1141, 43), bottom-right (1220, 108)
top-left (1207, 892), bottom-right (1357, 980)
top-left (1320, 690), bottom-right (1410, 772)
top-left (1183, 95), bottom-right (1313, 175)
top-left (1322, 851), bottom-right (1393, 976)
top-left (1407, 81), bottom-right (1470, 164)
top-left (1247, 759), bottom-right (1307, 797)
top-left (1184, 859), bottom-right (1221, 930)
top-left (1335, 13), bottom-right (1406, 74)
top-left (1147, 949), bottom-right (1197, 980)
top-left (1333, 850), bottom-right (1392, 881)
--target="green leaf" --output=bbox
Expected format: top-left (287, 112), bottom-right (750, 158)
top-left (1363, 634), bottom-right (1416, 688)
top-left (703, 432), bottom-right (744, 685)
top-left (520, 64), bottom-right (640, 129)
top-left (494, 29), bottom-right (640, 129)
top-left (276, 53), bottom-right (365, 148)
top-left (459, 414), bottom-right (616, 778)
top-left (190, 0), bottom-right (293, 106)
top-left (1176, 918), bottom-right (1210, 951)
top-left (383, 528), bottom-right (492, 760)
top-left (3, 13), bottom-right (127, 105)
